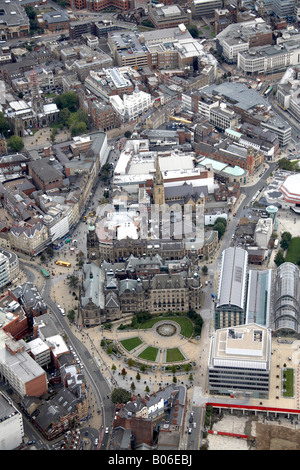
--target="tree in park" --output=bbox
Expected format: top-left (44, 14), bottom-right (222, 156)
top-left (130, 382), bottom-right (136, 392)
top-left (214, 222), bottom-right (226, 240)
top-left (280, 232), bottom-right (292, 250)
top-left (58, 107), bottom-right (71, 125)
top-left (214, 217), bottom-right (227, 227)
top-left (67, 309), bottom-right (75, 322)
top-left (67, 275), bottom-right (79, 289)
top-left (213, 216), bottom-right (227, 240)
top-left (127, 358), bottom-right (134, 367)
top-left (121, 368), bottom-right (127, 379)
top-left (8, 135), bottom-right (24, 152)
top-left (188, 24), bottom-right (199, 38)
top-left (111, 387), bottom-right (132, 404)
top-left (99, 162), bottom-right (113, 182)
top-left (70, 121), bottom-right (87, 137)
top-left (54, 91), bottom-right (79, 112)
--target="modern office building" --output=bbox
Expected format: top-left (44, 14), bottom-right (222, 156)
top-left (216, 18), bottom-right (272, 63)
top-left (199, 82), bottom-right (291, 146)
top-left (237, 41), bottom-right (300, 76)
top-left (273, 262), bottom-right (300, 336)
top-left (273, 0), bottom-right (295, 17)
top-left (208, 323), bottom-right (272, 398)
top-left (277, 66), bottom-right (300, 120)
top-left (0, 249), bottom-right (19, 285)
top-left (0, 253), bottom-right (10, 290)
top-left (215, 247), bottom-right (248, 330)
top-left (209, 105), bottom-right (239, 131)
top-left (148, 4), bottom-right (189, 29)
top-left (261, 114), bottom-right (291, 147)
top-left (0, 392), bottom-right (24, 450)
top-left (191, 0), bottom-right (222, 18)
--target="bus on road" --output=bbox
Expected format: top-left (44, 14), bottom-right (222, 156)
top-left (41, 268), bottom-right (50, 278)
top-left (56, 261), bottom-right (71, 267)
top-left (264, 86), bottom-right (273, 97)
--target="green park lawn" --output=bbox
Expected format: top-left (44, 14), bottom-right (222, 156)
top-left (138, 346), bottom-right (159, 362)
top-left (120, 337), bottom-right (143, 352)
top-left (166, 348), bottom-right (185, 362)
top-left (282, 368), bottom-right (294, 397)
top-left (285, 237), bottom-right (300, 264)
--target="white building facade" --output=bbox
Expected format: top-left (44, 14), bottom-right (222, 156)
top-left (110, 88), bottom-right (152, 121)
top-left (0, 392), bottom-right (24, 450)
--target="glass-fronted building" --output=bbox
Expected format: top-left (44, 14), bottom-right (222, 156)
top-left (273, 262), bottom-right (300, 337)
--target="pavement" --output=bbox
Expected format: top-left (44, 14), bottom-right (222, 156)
top-left (23, 127), bottom-right (70, 150)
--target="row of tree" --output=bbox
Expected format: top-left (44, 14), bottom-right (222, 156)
top-left (274, 231), bottom-right (296, 267)
top-left (25, 6), bottom-right (44, 35)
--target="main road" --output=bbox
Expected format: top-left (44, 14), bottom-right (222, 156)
top-left (186, 160), bottom-right (277, 449)
top-left (19, 258), bottom-right (115, 444)
top-left (17, 147), bottom-right (120, 447)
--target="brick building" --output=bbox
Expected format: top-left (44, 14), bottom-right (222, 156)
top-left (0, 339), bottom-right (47, 398)
top-left (66, 0), bottom-right (134, 10)
top-left (28, 159), bottom-right (63, 192)
top-left (194, 141), bottom-right (264, 176)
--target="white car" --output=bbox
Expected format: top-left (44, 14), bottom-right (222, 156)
top-left (105, 427), bottom-right (109, 434)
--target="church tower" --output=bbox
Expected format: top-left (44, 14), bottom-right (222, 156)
top-left (30, 70), bottom-right (43, 115)
top-left (153, 157), bottom-right (165, 206)
top-left (87, 224), bottom-right (100, 262)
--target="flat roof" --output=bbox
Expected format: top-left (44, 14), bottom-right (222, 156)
top-left (209, 323), bottom-right (270, 368)
top-left (202, 82), bottom-right (270, 111)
